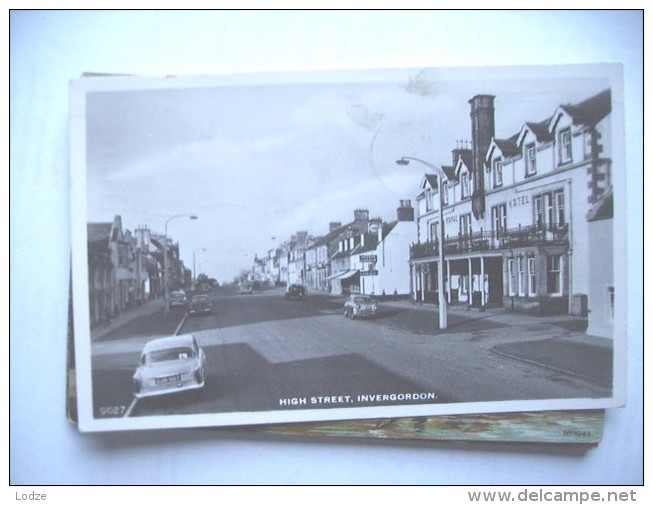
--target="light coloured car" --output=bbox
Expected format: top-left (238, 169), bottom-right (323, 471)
top-left (343, 295), bottom-right (378, 319)
top-left (132, 334), bottom-right (206, 398)
top-left (169, 290), bottom-right (188, 309)
top-left (239, 284), bottom-right (253, 295)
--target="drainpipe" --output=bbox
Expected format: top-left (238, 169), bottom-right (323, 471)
top-left (567, 178), bottom-right (573, 314)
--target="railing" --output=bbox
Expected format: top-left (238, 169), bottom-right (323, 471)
top-left (410, 224), bottom-right (568, 259)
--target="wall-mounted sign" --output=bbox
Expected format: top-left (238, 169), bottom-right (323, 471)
top-left (360, 255), bottom-right (377, 263)
top-left (360, 270), bottom-right (378, 276)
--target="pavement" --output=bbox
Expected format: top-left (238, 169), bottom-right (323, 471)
top-left (89, 290), bottom-right (614, 388)
top-left (387, 298), bottom-right (613, 387)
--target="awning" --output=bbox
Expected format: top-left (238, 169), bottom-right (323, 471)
top-left (325, 269), bottom-right (359, 281)
top-left (339, 270), bottom-right (360, 280)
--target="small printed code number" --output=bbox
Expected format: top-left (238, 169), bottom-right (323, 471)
top-left (99, 406), bottom-right (126, 416)
top-left (563, 430), bottom-right (592, 437)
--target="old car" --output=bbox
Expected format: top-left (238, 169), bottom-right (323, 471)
top-left (132, 334), bottom-right (206, 398)
top-left (284, 283), bottom-right (306, 300)
top-left (239, 284), bottom-right (253, 295)
top-left (188, 294), bottom-right (212, 316)
top-left (169, 290), bottom-right (188, 310)
top-left (343, 295), bottom-right (378, 319)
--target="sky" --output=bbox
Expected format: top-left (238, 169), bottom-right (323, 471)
top-left (83, 66), bottom-right (614, 284)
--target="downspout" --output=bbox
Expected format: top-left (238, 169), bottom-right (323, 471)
top-left (567, 178), bottom-right (573, 314)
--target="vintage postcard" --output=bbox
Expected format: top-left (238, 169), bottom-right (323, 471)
top-left (70, 64), bottom-right (627, 432)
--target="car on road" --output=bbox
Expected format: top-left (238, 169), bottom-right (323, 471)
top-left (169, 290), bottom-right (188, 310)
top-left (188, 294), bottom-right (212, 316)
top-left (239, 284), bottom-right (253, 295)
top-left (132, 334), bottom-right (207, 398)
top-left (344, 295), bottom-right (378, 319)
top-left (284, 283), bottom-right (306, 300)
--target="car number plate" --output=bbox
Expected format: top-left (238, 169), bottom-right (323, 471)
top-left (155, 374), bottom-right (181, 384)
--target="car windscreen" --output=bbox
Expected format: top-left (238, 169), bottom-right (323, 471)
top-left (353, 297), bottom-right (371, 304)
top-left (144, 347), bottom-right (195, 364)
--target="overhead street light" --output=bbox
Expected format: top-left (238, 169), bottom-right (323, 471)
top-left (164, 213), bottom-right (198, 318)
top-left (396, 156), bottom-right (448, 330)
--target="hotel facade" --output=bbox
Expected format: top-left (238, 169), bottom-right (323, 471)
top-left (410, 89), bottom-right (613, 326)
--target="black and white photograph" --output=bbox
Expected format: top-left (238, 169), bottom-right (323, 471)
top-left (70, 64), bottom-right (626, 432)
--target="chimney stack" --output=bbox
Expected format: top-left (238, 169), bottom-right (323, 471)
top-left (469, 94), bottom-right (495, 218)
top-left (396, 199), bottom-right (415, 222)
top-left (329, 222), bottom-right (342, 233)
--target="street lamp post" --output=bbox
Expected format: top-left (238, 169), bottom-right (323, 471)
top-left (164, 213), bottom-right (198, 318)
top-left (396, 156), bottom-right (448, 330)
top-left (193, 247), bottom-right (206, 291)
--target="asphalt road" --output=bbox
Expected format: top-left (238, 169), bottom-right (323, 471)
top-left (90, 288), bottom-right (611, 420)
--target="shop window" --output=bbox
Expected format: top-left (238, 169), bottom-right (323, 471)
top-left (528, 257), bottom-right (537, 297)
top-left (518, 256), bottom-right (526, 296)
top-left (546, 255), bottom-right (562, 295)
top-left (507, 258), bottom-right (516, 296)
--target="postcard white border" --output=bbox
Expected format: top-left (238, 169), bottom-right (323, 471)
top-left (71, 64), bottom-right (627, 432)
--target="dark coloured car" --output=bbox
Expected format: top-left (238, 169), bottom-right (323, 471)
top-left (188, 294), bottom-right (212, 316)
top-left (284, 284), bottom-right (306, 300)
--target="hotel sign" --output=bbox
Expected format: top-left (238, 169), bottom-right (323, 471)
top-left (360, 255), bottom-right (377, 263)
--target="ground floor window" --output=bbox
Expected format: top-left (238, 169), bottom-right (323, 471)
top-left (528, 256), bottom-right (537, 296)
top-left (517, 256), bottom-right (526, 296)
top-left (546, 254), bottom-right (562, 295)
top-left (507, 258), bottom-right (516, 296)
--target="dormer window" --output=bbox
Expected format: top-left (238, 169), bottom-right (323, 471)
top-left (525, 143), bottom-right (537, 176)
top-left (425, 189), bottom-right (432, 211)
top-left (558, 128), bottom-right (572, 165)
top-left (442, 181), bottom-right (449, 205)
top-left (461, 172), bottom-right (470, 199)
top-left (492, 158), bottom-right (503, 188)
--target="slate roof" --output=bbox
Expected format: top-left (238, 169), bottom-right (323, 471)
top-left (87, 223), bottom-right (112, 245)
top-left (560, 88), bottom-right (611, 126)
top-left (493, 134), bottom-right (521, 158)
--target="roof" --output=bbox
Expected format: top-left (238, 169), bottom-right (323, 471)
top-left (520, 118), bottom-right (554, 144)
top-left (142, 334), bottom-right (196, 353)
top-left (442, 166), bottom-right (456, 181)
top-left (493, 135), bottom-right (521, 158)
top-left (559, 88), bottom-right (611, 126)
top-left (87, 222), bottom-right (112, 244)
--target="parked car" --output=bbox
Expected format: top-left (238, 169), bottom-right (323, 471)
top-left (344, 295), bottom-right (378, 319)
top-left (169, 290), bottom-right (188, 309)
top-left (239, 284), bottom-right (253, 295)
top-left (284, 284), bottom-right (306, 300)
top-left (188, 294), bottom-right (212, 316)
top-left (132, 334), bottom-right (206, 398)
